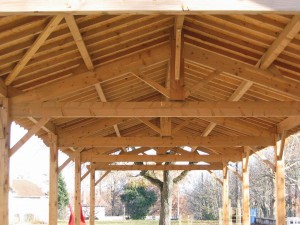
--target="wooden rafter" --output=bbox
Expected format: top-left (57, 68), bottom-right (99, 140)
top-left (11, 101), bottom-right (300, 118)
top-left (59, 136), bottom-right (274, 148)
top-left (260, 15), bottom-right (300, 70)
top-left (65, 15), bottom-right (94, 70)
top-left (138, 118), bottom-right (161, 135)
top-left (11, 44), bottom-right (170, 104)
top-left (277, 117), bottom-right (300, 133)
top-left (184, 44), bottom-right (300, 100)
top-left (5, 16), bottom-right (63, 85)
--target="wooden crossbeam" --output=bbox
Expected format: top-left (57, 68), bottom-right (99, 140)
top-left (277, 117), bottom-right (300, 133)
top-left (1, 0), bottom-right (300, 14)
top-left (11, 101), bottom-right (300, 118)
top-left (10, 117), bottom-right (50, 157)
top-left (160, 117), bottom-right (172, 136)
top-left (93, 164), bottom-right (223, 171)
top-left (11, 44), bottom-right (170, 104)
top-left (82, 153), bottom-right (241, 163)
top-left (94, 83), bottom-right (126, 151)
top-left (172, 118), bottom-right (193, 135)
top-left (208, 170), bottom-right (223, 185)
top-left (65, 15), bottom-right (94, 70)
top-left (227, 165), bottom-right (242, 181)
top-left (133, 73), bottom-right (170, 98)
top-left (81, 168), bottom-right (91, 181)
top-left (184, 44), bottom-right (300, 100)
top-left (61, 135), bottom-right (274, 148)
top-left (138, 118), bottom-right (161, 135)
top-left (260, 15), bottom-right (300, 70)
top-left (95, 171), bottom-right (110, 186)
top-left (58, 157), bottom-right (72, 173)
top-left (251, 147), bottom-right (275, 171)
top-left (5, 16), bottom-right (63, 85)
top-left (185, 70), bottom-right (220, 98)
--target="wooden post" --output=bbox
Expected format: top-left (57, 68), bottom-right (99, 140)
top-left (74, 151), bottom-right (81, 225)
top-left (275, 134), bottom-right (286, 225)
top-left (0, 98), bottom-right (10, 225)
top-left (223, 162), bottom-right (229, 225)
top-left (242, 147), bottom-right (250, 225)
top-left (90, 166), bottom-right (95, 225)
top-left (49, 133), bottom-right (58, 225)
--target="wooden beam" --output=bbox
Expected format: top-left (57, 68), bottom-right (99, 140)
top-left (65, 15), bottom-right (94, 70)
top-left (28, 117), bottom-right (55, 134)
top-left (1, 0), bottom-right (300, 14)
top-left (277, 132), bottom-right (286, 161)
top-left (60, 136), bottom-right (274, 148)
top-left (74, 151), bottom-right (81, 225)
top-left (172, 118), bottom-right (193, 135)
top-left (58, 157), bottom-right (72, 173)
top-left (184, 44), bottom-right (300, 100)
top-left (208, 170), bottom-right (223, 185)
top-left (227, 165), bottom-right (242, 181)
top-left (170, 28), bottom-right (185, 100)
top-left (0, 98), bottom-right (10, 225)
top-left (160, 117), bottom-right (172, 136)
top-left (277, 117), bottom-right (300, 133)
top-left (95, 171), bottom-right (110, 186)
top-left (49, 133), bottom-right (58, 225)
top-left (11, 44), bottom-right (170, 104)
top-left (251, 147), bottom-right (275, 172)
top-left (82, 153), bottom-right (242, 163)
top-left (10, 117), bottom-right (50, 157)
top-left (93, 164), bottom-right (223, 171)
top-left (223, 162), bottom-right (229, 225)
top-left (274, 146), bottom-right (286, 225)
top-left (242, 147), bottom-right (250, 225)
top-left (260, 15), bottom-right (300, 70)
top-left (203, 117), bottom-right (274, 137)
top-left (11, 101), bottom-right (300, 118)
top-left (185, 70), bottom-right (220, 98)
top-left (174, 15), bottom-right (184, 80)
top-left (90, 166), bottom-right (95, 225)
top-left (58, 118), bottom-right (128, 139)
top-left (228, 80), bottom-right (253, 102)
top-left (5, 16), bottom-right (63, 85)
top-left (201, 122), bottom-right (216, 137)
top-left (133, 73), bottom-right (171, 98)
top-left (0, 79), bottom-right (7, 98)
top-left (138, 118), bottom-right (161, 134)
top-left (81, 168), bottom-right (91, 181)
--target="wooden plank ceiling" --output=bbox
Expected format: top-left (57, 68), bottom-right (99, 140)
top-left (1, 8), bottom-right (300, 170)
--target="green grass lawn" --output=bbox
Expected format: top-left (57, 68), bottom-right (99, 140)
top-left (58, 220), bottom-right (218, 225)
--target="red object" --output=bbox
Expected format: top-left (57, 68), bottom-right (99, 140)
top-left (68, 204), bottom-right (86, 225)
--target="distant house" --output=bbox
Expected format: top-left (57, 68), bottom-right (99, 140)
top-left (9, 179), bottom-right (49, 224)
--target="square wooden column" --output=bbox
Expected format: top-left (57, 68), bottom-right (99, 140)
top-left (223, 162), bottom-right (229, 225)
top-left (0, 98), bottom-right (10, 225)
top-left (74, 151), bottom-right (81, 225)
top-left (242, 147), bottom-right (250, 225)
top-left (90, 166), bottom-right (95, 225)
top-left (49, 133), bottom-right (58, 225)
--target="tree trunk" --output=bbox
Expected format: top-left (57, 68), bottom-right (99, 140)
top-left (159, 170), bottom-right (173, 225)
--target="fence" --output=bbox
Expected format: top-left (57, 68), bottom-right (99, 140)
top-left (255, 218), bottom-right (276, 225)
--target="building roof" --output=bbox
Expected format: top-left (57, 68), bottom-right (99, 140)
top-left (11, 179), bottom-right (45, 198)
top-left (1, 0), bottom-right (300, 170)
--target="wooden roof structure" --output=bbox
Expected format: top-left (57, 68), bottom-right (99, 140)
top-left (1, 1), bottom-right (300, 172)
top-left (1, 1), bottom-right (300, 225)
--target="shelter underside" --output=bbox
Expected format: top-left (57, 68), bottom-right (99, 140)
top-left (0, 1), bottom-right (300, 225)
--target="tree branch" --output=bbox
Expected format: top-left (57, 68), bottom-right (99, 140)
top-left (173, 169), bottom-right (190, 184)
top-left (140, 170), bottom-right (163, 190)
